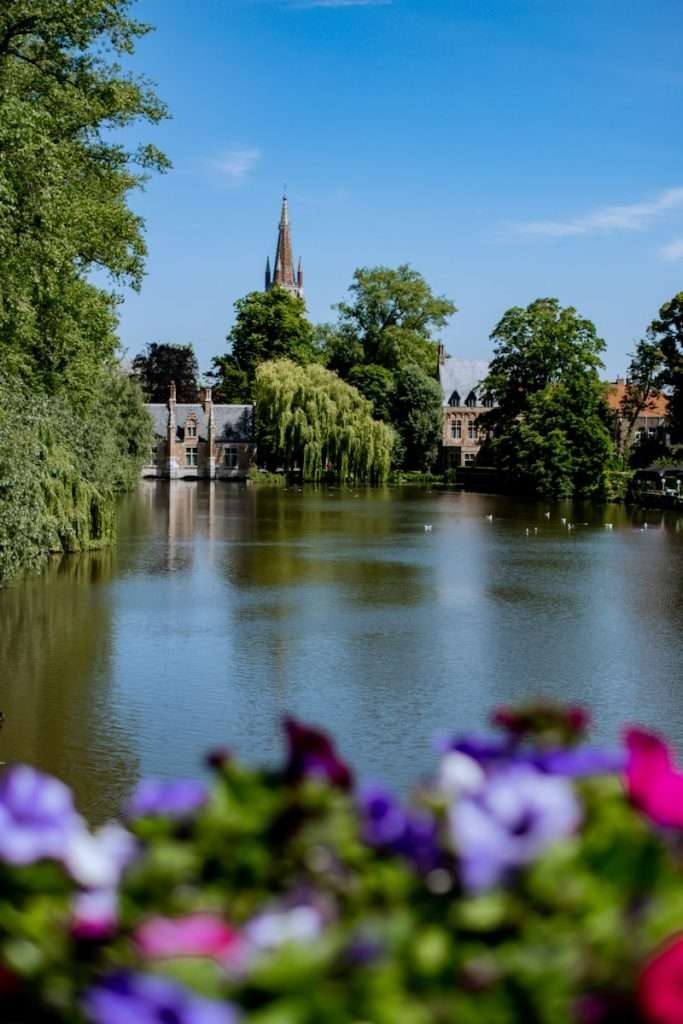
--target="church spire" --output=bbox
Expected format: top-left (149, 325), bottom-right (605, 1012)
top-left (266, 193), bottom-right (303, 298)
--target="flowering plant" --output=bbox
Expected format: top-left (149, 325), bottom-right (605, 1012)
top-left (3, 704), bottom-right (683, 1023)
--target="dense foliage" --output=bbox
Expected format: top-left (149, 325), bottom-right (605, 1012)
top-left (132, 343), bottom-right (200, 402)
top-left (0, 0), bottom-right (167, 581)
top-left (212, 289), bottom-right (318, 403)
top-left (255, 359), bottom-right (395, 483)
top-left (480, 299), bottom-right (616, 496)
top-left (320, 266), bottom-right (453, 471)
top-left (647, 292), bottom-right (683, 445)
top-left (0, 370), bottom-right (152, 580)
top-left (3, 703), bottom-right (683, 1023)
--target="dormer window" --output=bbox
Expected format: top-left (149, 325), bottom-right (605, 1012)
top-left (186, 419), bottom-right (197, 438)
top-left (448, 390), bottom-right (461, 406)
top-left (465, 390), bottom-right (478, 408)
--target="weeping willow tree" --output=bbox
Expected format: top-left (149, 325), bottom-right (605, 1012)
top-left (256, 360), bottom-right (395, 483)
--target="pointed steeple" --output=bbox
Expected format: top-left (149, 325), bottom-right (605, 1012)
top-left (266, 193), bottom-right (303, 298)
top-left (265, 256), bottom-right (271, 291)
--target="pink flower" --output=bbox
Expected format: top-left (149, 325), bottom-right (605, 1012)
top-left (72, 888), bottom-right (119, 941)
top-left (624, 729), bottom-right (683, 828)
top-left (639, 934), bottom-right (683, 1023)
top-left (135, 914), bottom-right (246, 969)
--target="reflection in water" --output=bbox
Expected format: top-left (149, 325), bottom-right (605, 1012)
top-left (0, 482), bottom-right (682, 822)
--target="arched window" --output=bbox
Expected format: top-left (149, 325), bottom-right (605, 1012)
top-left (448, 390), bottom-right (461, 406)
top-left (185, 418), bottom-right (197, 438)
top-left (465, 390), bottom-right (478, 408)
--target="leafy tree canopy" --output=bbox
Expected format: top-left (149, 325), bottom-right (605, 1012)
top-left (328, 265), bottom-right (456, 377)
top-left (647, 292), bottom-right (683, 443)
top-left (481, 299), bottom-right (615, 496)
top-left (0, 0), bottom-right (169, 403)
top-left (255, 359), bottom-right (395, 483)
top-left (132, 342), bottom-right (199, 403)
top-left (391, 364), bottom-right (443, 471)
top-left (346, 364), bottom-right (395, 422)
top-left (617, 339), bottom-right (665, 460)
top-left (212, 287), bottom-right (317, 403)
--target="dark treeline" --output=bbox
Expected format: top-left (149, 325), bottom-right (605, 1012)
top-left (0, 1), bottom-right (167, 582)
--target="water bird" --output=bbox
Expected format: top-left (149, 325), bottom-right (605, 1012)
top-left (544, 511), bottom-right (550, 519)
top-left (525, 528), bottom-right (530, 535)
top-left (485, 514), bottom-right (494, 521)
top-left (567, 522), bottom-right (575, 531)
top-left (643, 523), bottom-right (649, 530)
top-left (560, 517), bottom-right (567, 525)
top-left (423, 524), bottom-right (433, 532)
top-left (605, 523), bottom-right (613, 530)
top-left (534, 527), bottom-right (538, 535)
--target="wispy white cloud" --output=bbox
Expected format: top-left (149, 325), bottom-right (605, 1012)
top-left (212, 146), bottom-right (261, 182)
top-left (659, 237), bottom-right (683, 262)
top-left (514, 187), bottom-right (683, 238)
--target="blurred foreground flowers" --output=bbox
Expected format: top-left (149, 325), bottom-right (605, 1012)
top-left (3, 704), bottom-right (683, 1023)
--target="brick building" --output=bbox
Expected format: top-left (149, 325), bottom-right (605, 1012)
top-left (264, 195), bottom-right (304, 298)
top-left (438, 348), bottom-right (493, 467)
top-left (606, 379), bottom-right (670, 451)
top-left (142, 384), bottom-right (255, 480)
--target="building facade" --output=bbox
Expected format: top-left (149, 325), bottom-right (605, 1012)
top-left (142, 385), bottom-right (255, 480)
top-left (606, 379), bottom-right (670, 451)
top-left (264, 195), bottom-right (304, 298)
top-left (438, 349), bottom-right (492, 467)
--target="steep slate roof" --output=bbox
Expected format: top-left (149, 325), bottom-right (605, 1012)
top-left (438, 358), bottom-right (490, 407)
top-left (146, 403), bottom-right (253, 443)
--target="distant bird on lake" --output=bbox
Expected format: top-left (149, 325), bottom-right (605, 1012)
top-left (643, 523), bottom-right (649, 530)
top-left (423, 524), bottom-right (433, 532)
top-left (567, 523), bottom-right (575, 531)
top-left (605, 523), bottom-right (613, 530)
top-left (534, 527), bottom-right (538, 534)
top-left (544, 512), bottom-right (551, 519)
top-left (525, 528), bottom-right (530, 535)
top-left (485, 514), bottom-right (494, 521)
top-left (560, 517), bottom-right (567, 525)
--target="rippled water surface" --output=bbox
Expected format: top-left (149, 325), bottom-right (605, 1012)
top-left (1, 483), bottom-right (682, 822)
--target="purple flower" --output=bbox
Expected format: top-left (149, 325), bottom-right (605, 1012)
top-left (449, 765), bottom-right (581, 892)
top-left (244, 904), bottom-right (324, 951)
top-left (359, 784), bottom-right (441, 873)
top-left (72, 887), bottom-right (119, 941)
top-left (0, 764), bottom-right (81, 866)
top-left (534, 748), bottom-right (626, 777)
top-left (84, 971), bottom-right (239, 1024)
top-left (283, 718), bottom-right (353, 790)
top-left (125, 778), bottom-right (209, 821)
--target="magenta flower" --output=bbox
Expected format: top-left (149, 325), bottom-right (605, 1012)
top-left (449, 765), bottom-right (581, 892)
top-left (84, 971), bottom-right (239, 1024)
top-left (283, 718), bottom-right (353, 790)
top-left (125, 778), bottom-right (209, 820)
top-left (72, 888), bottom-right (119, 941)
top-left (625, 728), bottom-right (683, 828)
top-left (0, 764), bottom-right (81, 866)
top-left (136, 914), bottom-right (246, 968)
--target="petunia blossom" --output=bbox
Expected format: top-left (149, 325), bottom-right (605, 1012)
top-left (125, 778), bottom-right (209, 821)
top-left (283, 718), bottom-right (353, 789)
top-left (84, 970), bottom-right (239, 1024)
top-left (639, 934), bottom-right (683, 1024)
top-left (72, 887), bottom-right (119, 941)
top-left (0, 764), bottom-right (82, 866)
top-left (449, 765), bottom-right (581, 892)
top-left (359, 784), bottom-right (441, 873)
top-left (136, 914), bottom-right (247, 969)
top-left (624, 728), bottom-right (683, 828)
top-left (244, 904), bottom-right (324, 951)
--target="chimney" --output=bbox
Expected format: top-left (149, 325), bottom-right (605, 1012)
top-left (437, 343), bottom-right (446, 369)
top-left (169, 380), bottom-right (176, 404)
top-left (202, 385), bottom-right (213, 413)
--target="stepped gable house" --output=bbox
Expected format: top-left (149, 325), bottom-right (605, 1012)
top-left (438, 347), bottom-right (493, 467)
top-left (265, 195), bottom-right (304, 298)
top-left (143, 384), bottom-right (255, 480)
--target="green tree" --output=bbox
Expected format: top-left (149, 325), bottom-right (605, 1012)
top-left (132, 342), bottom-right (199, 402)
top-left (347, 364), bottom-right (395, 422)
top-left (212, 287), bottom-right (317, 403)
top-left (0, 0), bottom-right (169, 401)
top-left (391, 364), bottom-right (443, 471)
top-left (330, 265), bottom-right (456, 376)
top-left (617, 339), bottom-right (666, 460)
top-left (255, 359), bottom-right (395, 483)
top-left (647, 292), bottom-right (683, 444)
top-left (481, 299), bottom-right (615, 496)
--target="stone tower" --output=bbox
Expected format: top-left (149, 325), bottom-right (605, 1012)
top-left (265, 195), bottom-right (304, 298)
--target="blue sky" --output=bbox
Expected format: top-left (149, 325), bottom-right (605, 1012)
top-left (116, 0), bottom-right (683, 378)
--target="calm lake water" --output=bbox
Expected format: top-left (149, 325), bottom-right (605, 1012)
top-left (1, 483), bottom-right (682, 823)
